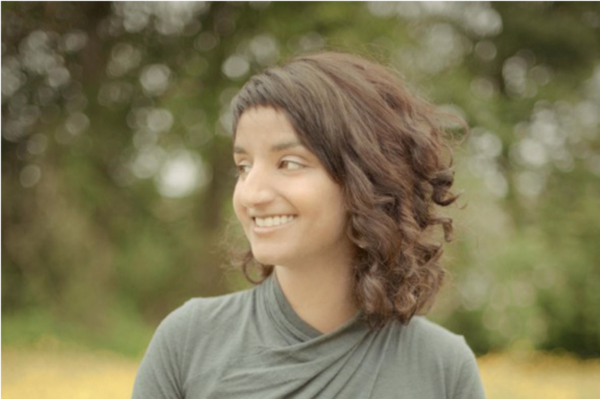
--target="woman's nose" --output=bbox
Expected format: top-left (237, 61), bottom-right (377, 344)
top-left (238, 166), bottom-right (276, 207)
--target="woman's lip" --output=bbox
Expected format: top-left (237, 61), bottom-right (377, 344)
top-left (252, 217), bottom-right (296, 233)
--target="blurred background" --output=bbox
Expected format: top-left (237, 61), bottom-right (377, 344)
top-left (2, 2), bottom-right (600, 398)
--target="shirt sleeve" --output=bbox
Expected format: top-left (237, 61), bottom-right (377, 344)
top-left (131, 301), bottom-right (193, 399)
top-left (452, 339), bottom-right (487, 399)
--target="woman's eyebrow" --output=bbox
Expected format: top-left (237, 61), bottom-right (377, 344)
top-left (233, 140), bottom-right (303, 155)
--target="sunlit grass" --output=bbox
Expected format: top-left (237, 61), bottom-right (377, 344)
top-left (478, 351), bottom-right (600, 399)
top-left (2, 339), bottom-right (139, 399)
top-left (3, 339), bottom-right (600, 399)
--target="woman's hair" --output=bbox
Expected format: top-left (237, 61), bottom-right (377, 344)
top-left (230, 51), bottom-right (462, 328)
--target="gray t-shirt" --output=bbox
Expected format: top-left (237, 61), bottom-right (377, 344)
top-left (132, 274), bottom-right (486, 398)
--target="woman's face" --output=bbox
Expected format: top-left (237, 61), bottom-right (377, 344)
top-left (233, 106), bottom-right (352, 268)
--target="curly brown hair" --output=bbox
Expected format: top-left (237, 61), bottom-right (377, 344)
top-left (230, 51), bottom-right (462, 328)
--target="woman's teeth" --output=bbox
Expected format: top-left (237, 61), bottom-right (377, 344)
top-left (255, 215), bottom-right (296, 227)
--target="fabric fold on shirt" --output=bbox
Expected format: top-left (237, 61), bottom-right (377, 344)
top-left (207, 274), bottom-right (376, 399)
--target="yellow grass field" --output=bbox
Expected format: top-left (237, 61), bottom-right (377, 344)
top-left (3, 342), bottom-right (600, 399)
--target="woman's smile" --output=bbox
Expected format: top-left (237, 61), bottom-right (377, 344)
top-left (252, 215), bottom-right (297, 233)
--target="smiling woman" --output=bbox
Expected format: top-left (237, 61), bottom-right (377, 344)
top-left (132, 52), bottom-right (486, 399)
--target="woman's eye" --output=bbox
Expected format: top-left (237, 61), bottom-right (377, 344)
top-left (280, 160), bottom-right (303, 170)
top-left (235, 164), bottom-right (251, 176)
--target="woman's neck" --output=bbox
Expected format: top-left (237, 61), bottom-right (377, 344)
top-left (274, 255), bottom-right (358, 334)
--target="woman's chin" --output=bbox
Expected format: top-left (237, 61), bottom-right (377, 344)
top-left (252, 250), bottom-right (288, 268)
top-left (254, 254), bottom-right (280, 266)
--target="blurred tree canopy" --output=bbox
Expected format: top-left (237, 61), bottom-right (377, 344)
top-left (2, 2), bottom-right (600, 356)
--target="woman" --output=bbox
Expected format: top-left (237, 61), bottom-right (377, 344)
top-left (132, 51), bottom-right (486, 399)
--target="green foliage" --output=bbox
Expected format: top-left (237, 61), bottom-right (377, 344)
top-left (2, 304), bottom-right (153, 357)
top-left (2, 2), bottom-right (600, 356)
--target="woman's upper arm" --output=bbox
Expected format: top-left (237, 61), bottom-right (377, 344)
top-left (131, 301), bottom-right (194, 399)
top-left (452, 338), bottom-right (487, 399)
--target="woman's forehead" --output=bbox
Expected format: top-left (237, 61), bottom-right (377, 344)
top-left (234, 107), bottom-right (300, 146)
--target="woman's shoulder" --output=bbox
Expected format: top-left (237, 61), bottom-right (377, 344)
top-left (163, 285), bottom-right (257, 327)
top-left (383, 315), bottom-right (478, 377)
top-left (397, 316), bottom-right (475, 360)
top-left (385, 317), bottom-right (485, 397)
top-left (403, 316), bottom-right (470, 347)
top-left (151, 285), bottom-right (258, 347)
top-left (133, 286), bottom-right (262, 398)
